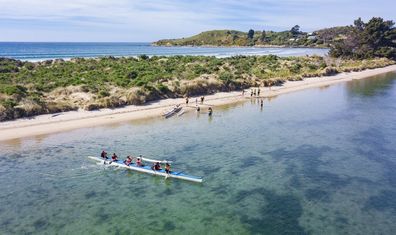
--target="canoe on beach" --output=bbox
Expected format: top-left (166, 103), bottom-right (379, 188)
top-left (163, 105), bottom-right (182, 118)
top-left (88, 156), bottom-right (203, 183)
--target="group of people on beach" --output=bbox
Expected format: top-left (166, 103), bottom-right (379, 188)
top-left (185, 96), bottom-right (205, 106)
top-left (242, 88), bottom-right (264, 108)
top-left (242, 88), bottom-right (261, 97)
top-left (100, 150), bottom-right (171, 173)
top-left (250, 88), bottom-right (260, 97)
top-left (184, 95), bottom-right (213, 116)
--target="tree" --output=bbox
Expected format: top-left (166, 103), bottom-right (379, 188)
top-left (330, 17), bottom-right (396, 59)
top-left (260, 30), bottom-right (266, 42)
top-left (138, 54), bottom-right (149, 60)
top-left (354, 17), bottom-right (365, 31)
top-left (247, 29), bottom-right (255, 40)
top-left (290, 25), bottom-right (300, 36)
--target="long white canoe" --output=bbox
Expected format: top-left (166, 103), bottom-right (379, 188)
top-left (88, 156), bottom-right (203, 183)
top-left (140, 157), bottom-right (172, 164)
top-left (163, 106), bottom-right (182, 118)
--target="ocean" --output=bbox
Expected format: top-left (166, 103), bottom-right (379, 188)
top-left (0, 42), bottom-right (328, 61)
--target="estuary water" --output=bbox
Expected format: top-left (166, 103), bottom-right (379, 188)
top-left (0, 42), bottom-right (328, 61)
top-left (0, 72), bottom-right (396, 234)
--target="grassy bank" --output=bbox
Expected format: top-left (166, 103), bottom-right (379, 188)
top-left (0, 55), bottom-right (394, 121)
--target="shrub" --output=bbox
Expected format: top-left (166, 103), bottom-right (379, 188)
top-left (98, 90), bottom-right (110, 98)
top-left (157, 83), bottom-right (170, 93)
top-left (127, 71), bottom-right (138, 80)
top-left (0, 85), bottom-right (27, 96)
top-left (290, 63), bottom-right (302, 73)
top-left (1, 99), bottom-right (18, 109)
top-left (138, 54), bottom-right (149, 60)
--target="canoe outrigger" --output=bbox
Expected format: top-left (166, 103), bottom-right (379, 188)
top-left (162, 105), bottom-right (182, 118)
top-left (88, 156), bottom-right (203, 183)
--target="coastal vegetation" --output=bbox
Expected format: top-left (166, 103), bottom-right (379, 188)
top-left (0, 55), bottom-right (394, 121)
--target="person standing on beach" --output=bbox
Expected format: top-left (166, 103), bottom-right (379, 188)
top-left (208, 107), bottom-right (213, 116)
top-left (250, 90), bottom-right (253, 97)
top-left (260, 99), bottom-right (263, 107)
top-left (186, 97), bottom-right (189, 106)
top-left (258, 88), bottom-right (260, 96)
top-left (201, 96), bottom-right (205, 103)
top-left (242, 90), bottom-right (245, 96)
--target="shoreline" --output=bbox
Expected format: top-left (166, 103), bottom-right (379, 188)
top-left (151, 43), bottom-right (329, 49)
top-left (1, 64), bottom-right (396, 142)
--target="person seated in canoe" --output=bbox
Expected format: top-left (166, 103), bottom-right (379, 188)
top-left (151, 162), bottom-right (162, 171)
top-left (111, 153), bottom-right (118, 162)
top-left (100, 150), bottom-right (108, 160)
top-left (165, 163), bottom-right (171, 174)
top-left (124, 156), bottom-right (132, 166)
top-left (136, 156), bottom-right (143, 167)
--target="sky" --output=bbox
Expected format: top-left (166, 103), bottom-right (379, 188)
top-left (0, 0), bottom-right (394, 42)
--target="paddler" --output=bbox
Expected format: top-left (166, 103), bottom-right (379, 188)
top-left (165, 163), bottom-right (171, 174)
top-left (100, 150), bottom-right (108, 160)
top-left (151, 162), bottom-right (162, 171)
top-left (136, 156), bottom-right (143, 167)
top-left (124, 156), bottom-right (132, 166)
top-left (111, 153), bottom-right (118, 162)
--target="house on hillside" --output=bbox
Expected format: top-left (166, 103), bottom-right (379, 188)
top-left (308, 35), bottom-right (317, 40)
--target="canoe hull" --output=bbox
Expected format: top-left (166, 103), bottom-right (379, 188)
top-left (163, 106), bottom-right (182, 118)
top-left (88, 156), bottom-right (203, 183)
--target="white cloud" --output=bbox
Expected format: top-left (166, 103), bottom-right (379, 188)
top-left (0, 0), bottom-right (394, 41)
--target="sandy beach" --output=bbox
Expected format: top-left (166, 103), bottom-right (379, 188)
top-left (1, 64), bottom-right (396, 142)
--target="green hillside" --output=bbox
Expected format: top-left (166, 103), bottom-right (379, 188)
top-left (153, 26), bottom-right (352, 47)
top-left (155, 30), bottom-right (247, 46)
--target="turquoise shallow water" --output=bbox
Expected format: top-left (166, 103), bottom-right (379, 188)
top-left (1, 72), bottom-right (396, 234)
